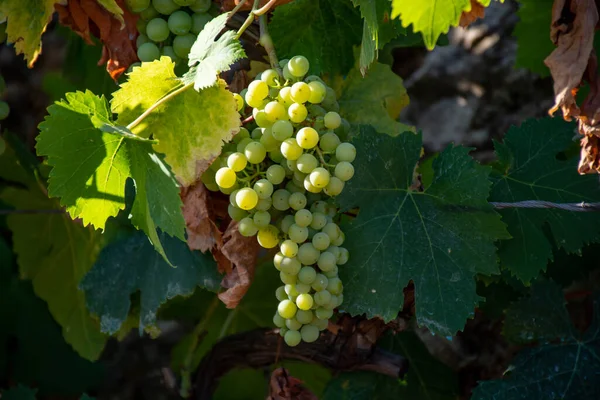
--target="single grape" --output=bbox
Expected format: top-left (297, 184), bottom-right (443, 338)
top-left (290, 82), bottom-right (310, 103)
top-left (189, 0), bottom-right (211, 12)
top-left (146, 18), bottom-right (170, 42)
top-left (307, 81), bottom-right (326, 104)
top-left (288, 103), bottom-right (308, 123)
top-left (296, 309), bottom-right (313, 324)
top-left (140, 5), bottom-right (159, 20)
top-left (288, 224), bottom-right (309, 243)
top-left (317, 251), bottom-right (336, 271)
top-left (233, 93), bottom-right (244, 111)
top-left (280, 257), bottom-right (302, 275)
top-left (280, 271), bottom-right (297, 285)
top-left (137, 42), bottom-right (160, 62)
top-left (244, 141), bottom-right (267, 164)
top-left (266, 164), bottom-right (286, 185)
top-left (303, 175), bottom-right (321, 194)
top-left (168, 10), bottom-right (192, 35)
top-left (127, 0), bottom-right (151, 12)
top-left (338, 247), bottom-right (349, 265)
top-left (238, 217), bottom-right (258, 236)
top-left (215, 167), bottom-right (236, 188)
top-left (256, 197), bottom-right (272, 212)
top-left (285, 284), bottom-right (299, 297)
top-left (307, 104), bottom-right (327, 117)
top-left (310, 201), bottom-right (327, 214)
top-left (312, 232), bottom-right (331, 251)
top-left (319, 132), bottom-right (341, 153)
top-left (260, 69), bottom-right (279, 87)
top-left (252, 179), bottom-right (273, 200)
top-left (274, 252), bottom-right (285, 270)
top-left (287, 55), bottom-right (310, 78)
top-left (272, 189), bottom-right (291, 211)
top-left (227, 152), bottom-right (247, 172)
top-left (235, 138), bottom-right (252, 154)
top-left (296, 293), bottom-right (314, 310)
top-left (297, 243), bottom-right (320, 265)
top-left (314, 290), bottom-right (332, 306)
top-left (332, 231), bottom-right (345, 246)
top-left (309, 212), bottom-right (327, 230)
top-left (278, 299), bottom-right (297, 319)
top-left (248, 80), bottom-right (269, 100)
top-left (253, 210), bottom-right (271, 228)
top-left (264, 101), bottom-right (286, 121)
top-left (288, 192), bottom-right (307, 211)
top-left (229, 189), bottom-right (240, 207)
top-left (324, 111), bottom-right (341, 129)
top-left (244, 90), bottom-right (263, 108)
top-left (334, 161), bottom-right (355, 181)
top-left (236, 188), bottom-right (259, 210)
top-left (281, 240), bottom-right (299, 258)
top-left (296, 127), bottom-right (319, 149)
top-left (327, 277), bottom-right (343, 295)
top-left (278, 86), bottom-right (293, 105)
top-left (279, 327), bottom-right (289, 337)
top-left (275, 285), bottom-right (287, 301)
top-left (257, 225), bottom-right (279, 248)
top-left (294, 209), bottom-right (313, 227)
top-left (322, 222), bottom-right (341, 242)
top-left (284, 330), bottom-right (301, 347)
top-left (259, 128), bottom-right (279, 151)
top-left (269, 149), bottom-right (284, 163)
top-left (335, 142), bottom-right (356, 162)
top-left (286, 318), bottom-right (302, 331)
top-left (324, 176), bottom-right (344, 196)
top-left (227, 204), bottom-right (246, 221)
top-left (136, 33), bottom-right (150, 48)
top-left (315, 307), bottom-right (333, 320)
top-left (173, 33), bottom-right (196, 58)
top-left (152, 0), bottom-right (180, 14)
top-left (311, 317), bottom-right (329, 331)
top-left (273, 313), bottom-right (286, 328)
top-left (323, 295), bottom-right (338, 310)
top-left (296, 153), bottom-right (318, 174)
top-left (233, 128), bottom-right (250, 143)
top-left (296, 283), bottom-right (311, 294)
top-left (281, 138), bottom-right (303, 161)
top-left (311, 274), bottom-right (329, 291)
top-left (323, 265), bottom-right (339, 279)
top-left (309, 168), bottom-right (330, 188)
top-left (161, 46), bottom-right (180, 63)
top-left (272, 120), bottom-right (293, 141)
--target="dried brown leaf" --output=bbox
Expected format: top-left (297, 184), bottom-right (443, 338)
top-left (267, 368), bottom-right (318, 400)
top-left (217, 220), bottom-right (260, 308)
top-left (56, 0), bottom-right (138, 80)
top-left (459, 0), bottom-right (486, 27)
top-left (181, 183), bottom-right (222, 253)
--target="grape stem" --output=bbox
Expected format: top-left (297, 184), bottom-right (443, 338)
top-left (254, 0), bottom-right (278, 15)
top-left (258, 14), bottom-right (282, 74)
top-left (234, 0), bottom-right (262, 40)
top-left (315, 147), bottom-right (336, 168)
top-left (227, 0), bottom-right (249, 20)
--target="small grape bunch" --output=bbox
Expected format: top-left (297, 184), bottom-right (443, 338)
top-left (202, 55), bottom-right (356, 347)
top-left (125, 0), bottom-right (213, 68)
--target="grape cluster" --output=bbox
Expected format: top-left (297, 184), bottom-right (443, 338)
top-left (125, 0), bottom-right (213, 66)
top-left (203, 56), bottom-right (356, 347)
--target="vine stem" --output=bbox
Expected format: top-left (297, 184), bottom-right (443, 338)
top-left (227, 0), bottom-right (249, 20)
top-left (234, 0), bottom-right (262, 40)
top-left (259, 14), bottom-right (281, 73)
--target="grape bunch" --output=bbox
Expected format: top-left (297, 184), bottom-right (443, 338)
top-left (125, 0), bottom-right (213, 66)
top-left (203, 56), bottom-right (356, 347)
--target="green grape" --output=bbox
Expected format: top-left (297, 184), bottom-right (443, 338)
top-left (248, 80), bottom-right (269, 100)
top-left (244, 141), bottom-right (267, 164)
top-left (287, 55), bottom-right (310, 78)
top-left (296, 309), bottom-right (313, 324)
top-left (261, 69), bottom-right (279, 87)
top-left (236, 137), bottom-right (253, 153)
top-left (285, 284), bottom-right (299, 297)
top-left (227, 152), bottom-right (247, 172)
top-left (315, 307), bottom-right (333, 320)
top-left (278, 86), bottom-right (293, 105)
top-left (327, 277), bottom-right (343, 295)
top-left (264, 101), bottom-right (286, 122)
top-left (280, 257), bottom-right (301, 275)
top-left (272, 120), bottom-right (293, 141)
top-left (233, 93), bottom-right (244, 111)
top-left (323, 295), bottom-right (338, 310)
top-left (293, 170), bottom-right (306, 183)
top-left (311, 274), bottom-right (328, 291)
top-left (238, 217), bottom-right (258, 236)
top-left (319, 132), bottom-right (340, 152)
top-left (324, 176), bottom-right (344, 196)
top-left (233, 127), bottom-right (250, 142)
top-left (296, 153), bottom-right (318, 174)
top-left (229, 189), bottom-right (240, 207)
top-left (310, 201), bottom-right (327, 214)
top-left (272, 189), bottom-right (291, 211)
top-left (309, 212), bottom-right (327, 230)
top-left (275, 285), bottom-right (287, 301)
top-left (146, 18), bottom-right (170, 42)
top-left (314, 290), bottom-right (331, 306)
top-left (269, 149), bottom-right (284, 163)
top-left (335, 143), bottom-right (356, 162)
top-left (258, 225), bottom-right (279, 248)
top-left (332, 231), bottom-right (345, 246)
top-left (274, 252), bottom-right (285, 270)
top-left (281, 240), bottom-right (299, 258)
top-left (290, 82), bottom-right (310, 103)
top-left (252, 179), bottom-right (273, 199)
top-left (284, 330), bottom-right (301, 347)
top-left (338, 247), bottom-right (349, 265)
top-left (309, 168), bottom-right (330, 188)
top-left (0, 101), bottom-right (10, 120)
top-left (297, 243), bottom-right (320, 265)
top-left (317, 251), bottom-right (336, 271)
top-left (323, 266), bottom-right (339, 279)
top-left (279, 327), bottom-right (289, 337)
top-left (191, 12), bottom-right (211, 34)
top-left (253, 210), bottom-right (271, 228)
top-left (303, 175), bottom-right (321, 194)
top-left (137, 42), bottom-right (160, 61)
top-left (334, 161), bottom-right (354, 181)
top-left (254, 110), bottom-right (272, 128)
top-left (174, 0), bottom-right (196, 5)
top-left (189, 0), bottom-right (211, 12)
top-left (322, 223), bottom-right (341, 242)
top-left (236, 188), bottom-right (258, 210)
top-left (273, 313), bottom-right (286, 328)
top-left (266, 164), bottom-right (286, 185)
top-left (285, 159), bottom-right (297, 172)
top-left (298, 266), bottom-right (317, 285)
top-left (324, 111), bottom-right (341, 129)
top-left (322, 87), bottom-right (339, 110)
top-left (256, 197), bottom-right (272, 211)
top-left (294, 209), bottom-right (312, 227)
top-left (251, 127), bottom-right (263, 140)
top-left (244, 90), bottom-right (263, 108)
top-left (326, 245), bottom-right (341, 260)
top-left (307, 81), bottom-right (326, 104)
top-left (280, 271), bottom-right (297, 285)
top-left (311, 317), bottom-right (329, 331)
top-left (278, 299), bottom-right (297, 319)
top-left (286, 318), bottom-right (302, 331)
top-left (173, 33), bottom-right (195, 58)
top-left (296, 127), bottom-right (319, 149)
top-left (296, 293), bottom-right (314, 310)
top-left (228, 204), bottom-right (247, 221)
top-left (168, 10), bottom-right (192, 35)
top-left (296, 284), bottom-right (311, 294)
top-left (140, 5), bottom-right (159, 20)
top-left (288, 103), bottom-right (307, 123)
top-left (127, 0), bottom-right (151, 12)
top-left (259, 128), bottom-right (279, 151)
top-left (312, 232), bottom-right (331, 251)
top-left (288, 224), bottom-right (309, 243)
top-left (307, 104), bottom-right (327, 117)
top-left (137, 17), bottom-right (148, 33)
top-left (215, 167), bottom-right (236, 188)
top-left (152, 0), bottom-right (180, 14)
top-left (288, 192), bottom-right (307, 211)
top-left (280, 215), bottom-right (295, 233)
top-left (161, 46), bottom-right (180, 63)
top-left (281, 138), bottom-right (303, 161)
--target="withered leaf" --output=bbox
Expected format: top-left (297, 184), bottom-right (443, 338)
top-left (181, 182), bottom-right (222, 253)
top-left (268, 368), bottom-right (318, 400)
top-left (459, 0), bottom-right (486, 28)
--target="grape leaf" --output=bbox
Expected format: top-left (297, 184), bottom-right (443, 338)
top-left (0, 183), bottom-right (108, 360)
top-left (338, 62), bottom-right (413, 136)
top-left (112, 58), bottom-right (241, 186)
top-left (337, 127), bottom-right (509, 335)
top-left (80, 231), bottom-right (221, 334)
top-left (1, 385), bottom-right (37, 400)
top-left (391, 0), bottom-right (471, 50)
top-left (512, 0), bottom-right (554, 76)
top-left (0, 0), bottom-right (60, 67)
top-left (36, 90), bottom-right (185, 261)
top-left (183, 13), bottom-right (246, 90)
top-left (489, 117), bottom-right (600, 283)
top-left (472, 282), bottom-right (600, 400)
top-left (269, 0), bottom-right (362, 76)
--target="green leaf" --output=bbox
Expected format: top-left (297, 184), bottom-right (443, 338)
top-left (0, 183), bottom-right (108, 360)
top-left (80, 231), bottom-right (221, 334)
top-left (337, 127), bottom-right (509, 335)
top-left (338, 62), bottom-right (413, 136)
top-left (269, 0), bottom-right (362, 76)
top-left (0, 0), bottom-right (60, 67)
top-left (472, 282), bottom-right (600, 400)
top-left (112, 58), bottom-right (241, 186)
top-left (36, 90), bottom-right (186, 261)
top-left (183, 13), bottom-right (246, 90)
top-left (512, 0), bottom-right (554, 76)
top-left (391, 0), bottom-right (471, 50)
top-left (1, 385), bottom-right (37, 400)
top-left (490, 117), bottom-right (600, 283)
